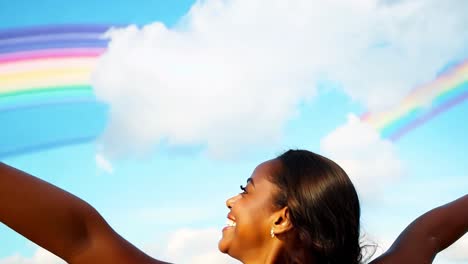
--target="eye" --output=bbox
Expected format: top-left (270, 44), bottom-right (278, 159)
top-left (240, 185), bottom-right (248, 194)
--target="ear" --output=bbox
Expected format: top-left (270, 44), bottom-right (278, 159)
top-left (271, 207), bottom-right (293, 235)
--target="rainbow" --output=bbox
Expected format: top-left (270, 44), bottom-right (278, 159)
top-left (361, 60), bottom-right (468, 141)
top-left (0, 25), bottom-right (112, 158)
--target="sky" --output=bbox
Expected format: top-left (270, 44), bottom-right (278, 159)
top-left (0, 0), bottom-right (467, 263)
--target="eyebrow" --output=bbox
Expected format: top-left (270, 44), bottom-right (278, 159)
top-left (247, 177), bottom-right (255, 187)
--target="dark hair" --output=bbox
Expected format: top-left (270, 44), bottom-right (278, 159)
top-left (270, 149), bottom-right (363, 264)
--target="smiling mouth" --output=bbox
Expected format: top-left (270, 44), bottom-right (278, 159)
top-left (226, 218), bottom-right (236, 227)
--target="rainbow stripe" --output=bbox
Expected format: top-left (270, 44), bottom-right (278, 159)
top-left (361, 60), bottom-right (468, 141)
top-left (0, 25), bottom-right (109, 102)
top-left (0, 25), bottom-right (112, 158)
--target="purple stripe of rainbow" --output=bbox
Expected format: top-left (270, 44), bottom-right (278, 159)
top-left (0, 24), bottom-right (114, 40)
top-left (0, 33), bottom-right (102, 45)
top-left (0, 39), bottom-right (109, 54)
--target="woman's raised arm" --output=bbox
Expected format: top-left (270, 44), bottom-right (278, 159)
top-left (0, 162), bottom-right (169, 264)
top-left (372, 194), bottom-right (468, 264)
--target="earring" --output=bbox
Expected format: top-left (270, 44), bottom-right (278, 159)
top-left (270, 227), bottom-right (275, 238)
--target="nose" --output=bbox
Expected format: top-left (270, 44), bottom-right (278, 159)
top-left (226, 194), bottom-right (241, 209)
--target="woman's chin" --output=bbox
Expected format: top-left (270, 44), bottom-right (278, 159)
top-left (218, 235), bottom-right (230, 253)
top-left (219, 226), bottom-right (236, 253)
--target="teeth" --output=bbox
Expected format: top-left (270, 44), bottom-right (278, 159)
top-left (226, 219), bottom-right (236, 227)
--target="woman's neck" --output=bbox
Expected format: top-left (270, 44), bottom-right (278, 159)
top-left (242, 239), bottom-right (286, 264)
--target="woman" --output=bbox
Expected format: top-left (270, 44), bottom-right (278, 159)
top-left (0, 149), bottom-right (466, 263)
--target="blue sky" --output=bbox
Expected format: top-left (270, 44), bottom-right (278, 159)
top-left (1, 1), bottom-right (467, 263)
top-left (0, 0), bottom-right (193, 28)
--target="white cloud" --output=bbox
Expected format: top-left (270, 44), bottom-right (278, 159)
top-left (95, 152), bottom-right (114, 174)
top-left (0, 247), bottom-right (64, 264)
top-left (439, 235), bottom-right (468, 262)
top-left (92, 0), bottom-right (468, 156)
top-left (0, 228), bottom-right (238, 264)
top-left (145, 227), bottom-right (239, 264)
top-left (320, 114), bottom-right (404, 199)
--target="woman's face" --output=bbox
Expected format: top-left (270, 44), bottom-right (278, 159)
top-left (218, 159), bottom-right (282, 262)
